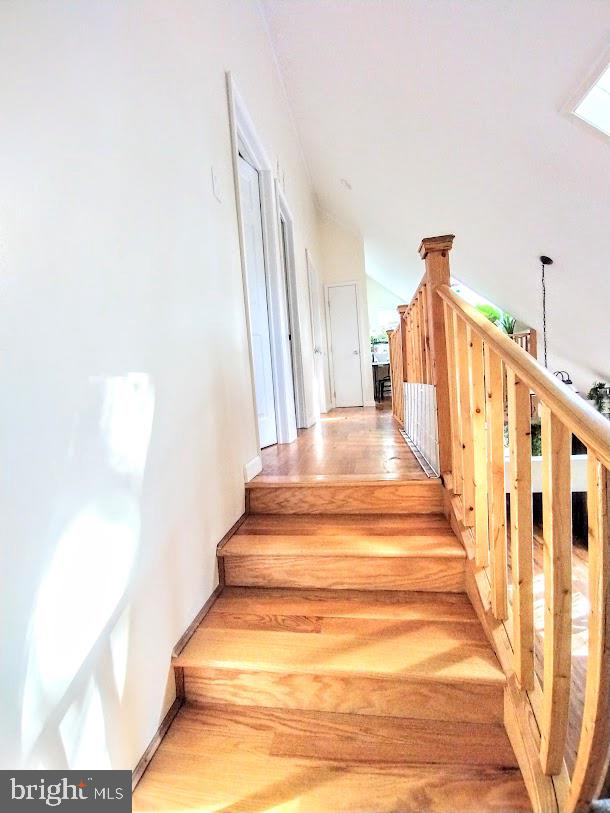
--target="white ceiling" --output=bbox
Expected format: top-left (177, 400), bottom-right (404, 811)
top-left (262, 0), bottom-right (610, 387)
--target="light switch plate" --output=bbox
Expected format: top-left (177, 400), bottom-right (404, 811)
top-left (211, 166), bottom-right (222, 203)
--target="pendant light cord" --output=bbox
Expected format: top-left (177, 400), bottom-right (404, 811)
top-left (542, 261), bottom-right (548, 368)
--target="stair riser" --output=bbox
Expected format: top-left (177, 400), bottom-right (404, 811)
top-left (182, 667), bottom-right (503, 725)
top-left (223, 555), bottom-right (465, 592)
top-left (247, 483), bottom-right (444, 515)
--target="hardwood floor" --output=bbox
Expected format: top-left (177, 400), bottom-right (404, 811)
top-left (256, 401), bottom-right (427, 481)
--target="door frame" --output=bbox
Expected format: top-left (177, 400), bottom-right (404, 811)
top-left (227, 72), bottom-right (298, 446)
top-left (306, 249), bottom-right (329, 415)
top-left (325, 281), bottom-right (365, 408)
top-left (276, 184), bottom-right (308, 429)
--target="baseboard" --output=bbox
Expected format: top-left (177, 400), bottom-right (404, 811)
top-left (132, 513), bottom-right (246, 790)
top-left (216, 511), bottom-right (247, 555)
top-left (172, 583), bottom-right (223, 658)
top-left (364, 399), bottom-right (376, 407)
top-left (132, 695), bottom-right (183, 790)
top-left (244, 454), bottom-right (262, 482)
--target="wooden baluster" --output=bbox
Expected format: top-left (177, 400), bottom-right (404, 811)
top-left (421, 287), bottom-right (430, 384)
top-left (568, 454), bottom-right (609, 809)
top-left (387, 328), bottom-right (397, 421)
top-left (468, 327), bottom-right (489, 566)
top-left (413, 300), bottom-right (420, 384)
top-left (507, 369), bottom-right (534, 691)
top-left (528, 328), bottom-right (538, 360)
top-left (406, 311), bottom-right (414, 383)
top-left (413, 303), bottom-right (420, 383)
top-left (443, 302), bottom-right (462, 496)
top-left (455, 314), bottom-right (475, 526)
top-left (539, 405), bottom-right (573, 775)
top-left (484, 344), bottom-right (508, 620)
top-left (417, 291), bottom-right (425, 384)
top-left (410, 308), bottom-right (416, 383)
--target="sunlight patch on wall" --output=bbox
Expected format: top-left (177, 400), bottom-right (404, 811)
top-left (99, 374), bottom-right (155, 478)
top-left (59, 678), bottom-right (111, 769)
top-left (21, 499), bottom-right (140, 756)
top-left (110, 607), bottom-right (131, 703)
top-left (20, 373), bottom-right (155, 763)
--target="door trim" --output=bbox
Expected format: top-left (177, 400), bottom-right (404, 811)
top-left (306, 249), bottom-right (329, 415)
top-left (325, 281), bottom-right (365, 409)
top-left (227, 72), bottom-right (298, 446)
top-left (276, 184), bottom-right (309, 429)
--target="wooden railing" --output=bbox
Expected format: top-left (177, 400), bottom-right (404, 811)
top-left (398, 235), bottom-right (610, 813)
top-left (387, 237), bottom-right (453, 476)
top-left (511, 328), bottom-right (538, 359)
top-left (387, 325), bottom-right (404, 427)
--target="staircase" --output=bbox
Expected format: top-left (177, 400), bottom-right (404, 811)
top-left (134, 479), bottom-right (530, 812)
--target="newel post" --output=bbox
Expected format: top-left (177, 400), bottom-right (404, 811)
top-left (397, 305), bottom-right (409, 382)
top-left (419, 235), bottom-right (455, 480)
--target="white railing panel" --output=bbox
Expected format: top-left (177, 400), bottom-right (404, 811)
top-left (403, 383), bottom-right (440, 476)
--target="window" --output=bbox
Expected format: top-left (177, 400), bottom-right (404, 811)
top-left (573, 63), bottom-right (610, 137)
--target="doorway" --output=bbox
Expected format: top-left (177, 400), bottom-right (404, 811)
top-left (326, 282), bottom-right (364, 408)
top-left (237, 154), bottom-right (277, 448)
top-left (277, 188), bottom-right (307, 429)
top-left (228, 73), bottom-right (308, 453)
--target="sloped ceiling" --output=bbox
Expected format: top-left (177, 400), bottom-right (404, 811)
top-left (262, 0), bottom-right (610, 389)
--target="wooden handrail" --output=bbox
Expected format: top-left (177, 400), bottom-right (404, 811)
top-left (438, 284), bottom-right (610, 470)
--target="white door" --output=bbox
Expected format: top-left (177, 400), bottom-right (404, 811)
top-left (238, 155), bottom-right (277, 447)
top-left (327, 283), bottom-right (364, 407)
top-left (306, 253), bottom-right (327, 415)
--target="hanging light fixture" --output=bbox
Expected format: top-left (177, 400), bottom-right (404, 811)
top-left (539, 255), bottom-right (553, 369)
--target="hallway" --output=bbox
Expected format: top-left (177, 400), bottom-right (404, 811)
top-left (256, 402), bottom-right (428, 481)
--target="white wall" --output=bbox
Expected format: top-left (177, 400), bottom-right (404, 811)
top-left (0, 0), bottom-right (320, 771)
top-left (318, 212), bottom-right (375, 406)
top-left (366, 276), bottom-right (403, 336)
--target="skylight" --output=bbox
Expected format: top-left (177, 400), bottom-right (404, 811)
top-left (574, 64), bottom-right (610, 137)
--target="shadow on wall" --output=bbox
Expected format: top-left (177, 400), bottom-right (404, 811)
top-left (14, 373), bottom-right (155, 769)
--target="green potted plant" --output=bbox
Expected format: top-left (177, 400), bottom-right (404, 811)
top-left (498, 313), bottom-right (516, 335)
top-left (588, 381), bottom-right (610, 418)
top-left (475, 304), bottom-right (516, 335)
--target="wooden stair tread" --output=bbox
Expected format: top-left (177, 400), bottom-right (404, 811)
top-left (223, 534), bottom-right (464, 558)
top-left (133, 705), bottom-right (530, 813)
top-left (161, 702), bottom-right (518, 766)
top-left (226, 514), bottom-right (462, 559)
top-left (175, 589), bottom-right (504, 685)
